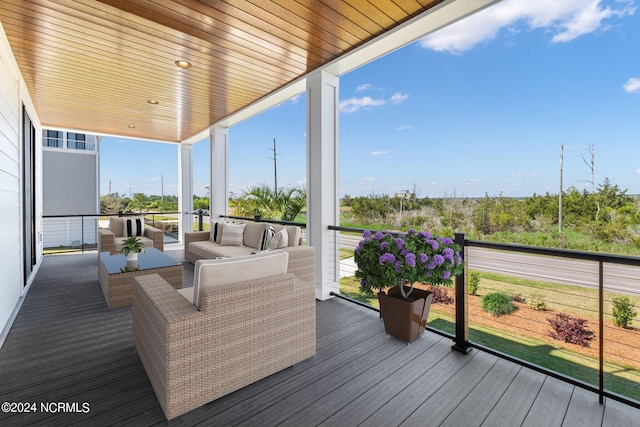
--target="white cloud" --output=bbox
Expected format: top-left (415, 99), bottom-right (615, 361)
top-left (396, 125), bottom-right (413, 131)
top-left (635, 168), bottom-right (640, 175)
top-left (420, 0), bottom-right (636, 54)
top-left (357, 83), bottom-right (375, 91)
top-left (623, 77), bottom-right (640, 93)
top-left (339, 96), bottom-right (385, 113)
top-left (390, 92), bottom-right (409, 104)
top-left (362, 176), bottom-right (378, 182)
top-left (370, 150), bottom-right (389, 156)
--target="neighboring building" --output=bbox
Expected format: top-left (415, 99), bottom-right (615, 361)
top-left (42, 130), bottom-right (101, 249)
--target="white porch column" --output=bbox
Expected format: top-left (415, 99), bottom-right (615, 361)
top-left (210, 126), bottom-right (229, 220)
top-left (306, 71), bottom-right (340, 300)
top-left (178, 143), bottom-right (193, 242)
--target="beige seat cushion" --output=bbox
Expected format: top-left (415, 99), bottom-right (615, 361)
top-left (190, 251), bottom-right (289, 309)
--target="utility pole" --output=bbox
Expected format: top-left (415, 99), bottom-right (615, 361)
top-left (559, 145), bottom-right (563, 235)
top-left (269, 138), bottom-right (279, 196)
top-left (161, 173), bottom-right (164, 208)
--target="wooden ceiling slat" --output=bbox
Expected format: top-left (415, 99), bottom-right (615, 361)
top-left (38, 0), bottom-right (307, 78)
top-left (0, 0), bottom-right (443, 142)
top-left (94, 0), bottom-right (316, 71)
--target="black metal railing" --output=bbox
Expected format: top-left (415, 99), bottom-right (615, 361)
top-left (42, 212), bottom-right (182, 253)
top-left (328, 225), bottom-right (640, 409)
top-left (220, 214), bottom-right (307, 228)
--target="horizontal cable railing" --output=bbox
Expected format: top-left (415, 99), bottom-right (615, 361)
top-left (328, 225), bottom-right (640, 409)
top-left (42, 212), bottom-right (183, 253)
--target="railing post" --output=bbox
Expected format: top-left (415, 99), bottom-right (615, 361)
top-left (452, 232), bottom-right (471, 354)
top-left (196, 210), bottom-right (204, 231)
top-left (598, 260), bottom-right (604, 404)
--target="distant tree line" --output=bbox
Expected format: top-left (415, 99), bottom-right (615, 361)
top-left (342, 178), bottom-right (640, 252)
top-left (100, 193), bottom-right (208, 214)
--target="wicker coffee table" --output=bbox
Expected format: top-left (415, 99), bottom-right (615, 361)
top-left (98, 247), bottom-right (183, 309)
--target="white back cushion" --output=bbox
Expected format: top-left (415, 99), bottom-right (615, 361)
top-left (193, 251), bottom-right (289, 309)
top-left (220, 223), bottom-right (246, 246)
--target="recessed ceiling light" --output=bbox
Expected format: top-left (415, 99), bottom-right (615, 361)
top-left (127, 124), bottom-right (136, 128)
top-left (147, 100), bottom-right (159, 105)
top-left (175, 60), bottom-right (191, 68)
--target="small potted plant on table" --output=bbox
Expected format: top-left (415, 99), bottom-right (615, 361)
top-left (354, 229), bottom-right (464, 342)
top-left (121, 236), bottom-right (145, 268)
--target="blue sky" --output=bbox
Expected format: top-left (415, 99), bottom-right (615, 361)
top-left (100, 0), bottom-right (640, 199)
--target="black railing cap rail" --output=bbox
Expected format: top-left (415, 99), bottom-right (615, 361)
top-left (328, 224), bottom-right (640, 267)
top-left (219, 214), bottom-right (306, 228)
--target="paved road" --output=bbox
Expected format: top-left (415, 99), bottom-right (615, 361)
top-left (467, 248), bottom-right (640, 294)
top-left (338, 234), bottom-right (640, 295)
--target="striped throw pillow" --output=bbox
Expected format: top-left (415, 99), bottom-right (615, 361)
top-left (123, 217), bottom-right (144, 237)
top-left (220, 223), bottom-right (246, 246)
top-left (258, 226), bottom-right (276, 250)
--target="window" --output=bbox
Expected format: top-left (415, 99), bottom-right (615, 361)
top-left (43, 130), bottom-right (63, 148)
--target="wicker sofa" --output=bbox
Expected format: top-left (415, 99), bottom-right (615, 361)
top-left (184, 220), bottom-right (303, 263)
top-left (132, 250), bottom-right (316, 420)
top-left (98, 216), bottom-right (164, 254)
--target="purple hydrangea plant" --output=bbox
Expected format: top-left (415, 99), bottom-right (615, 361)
top-left (354, 229), bottom-right (464, 299)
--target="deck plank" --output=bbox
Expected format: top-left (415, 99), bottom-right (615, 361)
top-left (481, 366), bottom-right (547, 426)
top-left (562, 386), bottom-right (605, 427)
top-left (0, 251), bottom-right (639, 426)
top-left (439, 357), bottom-right (522, 427)
top-left (522, 376), bottom-right (574, 427)
top-left (358, 350), bottom-right (482, 427)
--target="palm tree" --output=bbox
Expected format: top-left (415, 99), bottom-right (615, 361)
top-left (233, 183), bottom-right (306, 222)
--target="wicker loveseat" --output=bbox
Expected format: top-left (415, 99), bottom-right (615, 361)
top-left (184, 220), bottom-right (305, 264)
top-left (132, 250), bottom-right (316, 421)
top-left (98, 216), bottom-right (164, 254)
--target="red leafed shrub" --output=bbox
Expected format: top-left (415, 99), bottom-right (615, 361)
top-left (547, 313), bottom-right (594, 347)
top-left (428, 285), bottom-right (454, 305)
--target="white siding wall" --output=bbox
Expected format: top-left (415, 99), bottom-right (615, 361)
top-left (0, 23), bottom-right (42, 337)
top-left (0, 25), bottom-right (23, 333)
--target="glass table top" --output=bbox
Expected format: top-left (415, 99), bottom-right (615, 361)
top-left (99, 247), bottom-right (181, 274)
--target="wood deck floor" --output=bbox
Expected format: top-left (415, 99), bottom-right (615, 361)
top-left (1, 249), bottom-right (639, 426)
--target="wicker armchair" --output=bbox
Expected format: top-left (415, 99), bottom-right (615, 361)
top-left (132, 249), bottom-right (316, 420)
top-left (98, 216), bottom-right (164, 254)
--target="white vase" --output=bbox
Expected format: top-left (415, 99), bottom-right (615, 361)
top-left (125, 252), bottom-right (139, 270)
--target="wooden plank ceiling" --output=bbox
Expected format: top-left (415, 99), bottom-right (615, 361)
top-left (0, 0), bottom-right (443, 142)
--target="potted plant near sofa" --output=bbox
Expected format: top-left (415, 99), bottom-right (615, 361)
top-left (354, 229), bottom-right (464, 342)
top-left (121, 236), bottom-right (145, 267)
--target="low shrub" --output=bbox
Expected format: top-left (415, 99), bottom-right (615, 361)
top-left (528, 299), bottom-right (547, 311)
top-left (428, 285), bottom-right (454, 305)
top-left (612, 296), bottom-right (637, 328)
top-left (481, 292), bottom-right (515, 316)
top-left (547, 313), bottom-right (593, 347)
top-left (468, 271), bottom-right (480, 296)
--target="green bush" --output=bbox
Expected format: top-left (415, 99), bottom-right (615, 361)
top-left (528, 299), bottom-right (547, 311)
top-left (612, 296), bottom-right (637, 328)
top-left (481, 292), bottom-right (515, 317)
top-left (468, 271), bottom-right (480, 296)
